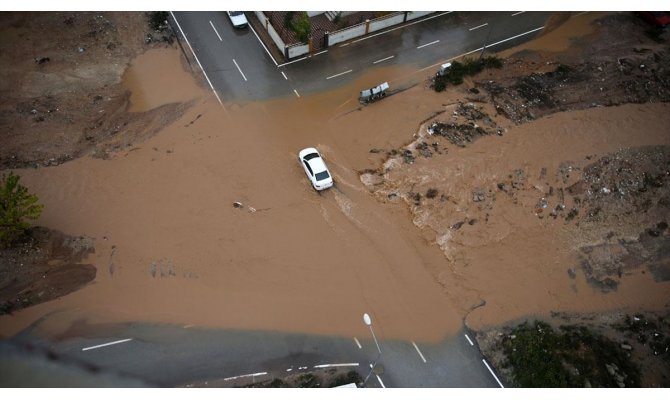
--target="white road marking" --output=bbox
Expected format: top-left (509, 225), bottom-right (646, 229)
top-left (209, 20), bottom-right (222, 41)
top-left (248, 23), bottom-right (278, 66)
top-left (354, 337), bottom-right (362, 349)
top-left (293, 89), bottom-right (300, 97)
top-left (419, 26), bottom-right (545, 72)
top-left (82, 338), bottom-right (132, 351)
top-left (373, 55), bottom-right (395, 64)
top-left (352, 11), bottom-right (453, 44)
top-left (411, 341), bottom-right (427, 363)
top-left (340, 42), bottom-right (350, 47)
top-left (286, 368), bottom-right (293, 372)
top-left (573, 11), bottom-right (589, 17)
top-left (314, 363), bottom-right (360, 368)
top-left (482, 359), bottom-right (504, 388)
top-left (511, 11), bottom-right (525, 16)
top-left (169, 12), bottom-right (225, 108)
top-left (313, 50), bottom-right (328, 56)
top-left (376, 374), bottom-right (386, 388)
top-left (232, 58), bottom-right (247, 81)
top-left (298, 366), bottom-right (308, 370)
top-left (465, 334), bottom-right (474, 346)
top-left (469, 23), bottom-right (489, 31)
top-left (326, 69), bottom-right (353, 80)
top-left (276, 49), bottom-right (328, 68)
top-left (183, 324), bottom-right (194, 329)
top-left (417, 40), bottom-right (440, 49)
top-left (281, 71), bottom-right (288, 80)
top-left (223, 371), bottom-right (267, 381)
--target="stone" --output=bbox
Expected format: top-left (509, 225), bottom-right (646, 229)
top-left (451, 221), bottom-right (464, 230)
top-left (621, 344), bottom-right (632, 350)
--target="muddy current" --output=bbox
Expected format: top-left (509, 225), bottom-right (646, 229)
top-left (1, 14), bottom-right (669, 344)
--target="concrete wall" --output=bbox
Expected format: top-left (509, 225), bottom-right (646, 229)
top-left (254, 11), bottom-right (286, 53)
top-left (405, 11), bottom-right (434, 21)
top-left (306, 11), bottom-right (325, 17)
top-left (327, 22), bottom-right (367, 46)
top-left (368, 12), bottom-right (405, 33)
top-left (287, 43), bottom-right (309, 58)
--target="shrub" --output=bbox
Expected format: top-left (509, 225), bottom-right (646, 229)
top-left (0, 172), bottom-right (43, 247)
top-left (290, 12), bottom-right (311, 43)
top-left (432, 56), bottom-right (504, 92)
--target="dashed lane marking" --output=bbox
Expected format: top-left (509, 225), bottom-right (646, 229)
top-left (293, 89), bottom-right (300, 97)
top-left (223, 371), bottom-right (267, 381)
top-left (373, 55), bottom-right (395, 64)
top-left (412, 341), bottom-right (427, 363)
top-left (170, 12), bottom-right (225, 109)
top-left (209, 20), bottom-right (222, 41)
top-left (417, 40), bottom-right (439, 49)
top-left (482, 359), bottom-right (504, 388)
top-left (232, 58), bottom-right (247, 81)
top-left (82, 338), bottom-right (133, 351)
top-left (354, 337), bottom-right (362, 349)
top-left (376, 374), bottom-right (386, 388)
top-left (465, 334), bottom-right (474, 346)
top-left (469, 23), bottom-right (489, 31)
top-left (314, 363), bottom-right (360, 368)
top-left (281, 71), bottom-right (288, 80)
top-left (511, 11), bottom-right (525, 16)
top-left (326, 69), bottom-right (353, 80)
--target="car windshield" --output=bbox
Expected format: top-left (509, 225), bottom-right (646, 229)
top-left (315, 171), bottom-right (330, 181)
top-left (303, 153), bottom-right (319, 161)
top-left (230, 12), bottom-right (244, 16)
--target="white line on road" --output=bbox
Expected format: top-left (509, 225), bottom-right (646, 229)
top-left (293, 89), bottom-right (300, 97)
top-left (465, 334), bottom-right (474, 346)
top-left (326, 69), bottom-right (353, 80)
top-left (313, 50), bottom-right (328, 56)
top-left (248, 23), bottom-right (278, 66)
top-left (82, 338), bottom-right (132, 351)
top-left (417, 40), bottom-right (440, 49)
top-left (281, 71), bottom-right (288, 80)
top-left (469, 23), bottom-right (489, 31)
top-left (170, 12), bottom-right (225, 108)
top-left (340, 43), bottom-right (350, 47)
top-left (276, 49), bottom-right (328, 68)
top-left (314, 363), bottom-right (360, 368)
top-left (419, 26), bottom-right (545, 72)
top-left (354, 337), bottom-right (362, 349)
top-left (286, 368), bottom-right (293, 372)
top-left (376, 374), bottom-right (386, 388)
top-left (352, 11), bottom-right (453, 44)
top-left (411, 341), bottom-right (427, 363)
top-left (223, 371), bottom-right (267, 381)
top-left (573, 11), bottom-right (589, 17)
top-left (373, 55), bottom-right (395, 64)
top-left (482, 359), bottom-right (504, 388)
top-left (209, 20), bottom-right (222, 41)
top-left (232, 59), bottom-right (247, 81)
top-left (511, 11), bottom-right (526, 17)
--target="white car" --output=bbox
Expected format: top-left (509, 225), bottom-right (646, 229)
top-left (298, 148), bottom-right (334, 191)
top-left (227, 11), bottom-right (248, 28)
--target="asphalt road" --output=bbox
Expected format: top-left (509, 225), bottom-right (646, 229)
top-left (171, 11), bottom-right (554, 101)
top-left (3, 320), bottom-right (502, 388)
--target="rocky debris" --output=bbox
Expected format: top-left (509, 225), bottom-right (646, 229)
top-left (451, 221), bottom-right (464, 230)
top-left (427, 102), bottom-right (502, 147)
top-left (472, 188), bottom-right (486, 202)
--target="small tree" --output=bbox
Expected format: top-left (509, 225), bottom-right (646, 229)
top-left (0, 172), bottom-right (43, 247)
top-left (290, 12), bottom-right (311, 43)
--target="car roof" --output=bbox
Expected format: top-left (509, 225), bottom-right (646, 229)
top-left (307, 156), bottom-right (328, 174)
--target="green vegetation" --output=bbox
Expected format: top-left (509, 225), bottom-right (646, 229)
top-left (289, 12), bottom-right (311, 43)
top-left (0, 172), bottom-right (43, 247)
top-left (502, 321), bottom-right (640, 387)
top-left (433, 56), bottom-right (503, 92)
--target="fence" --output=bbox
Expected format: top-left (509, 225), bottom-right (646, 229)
top-left (325, 12), bottom-right (436, 47)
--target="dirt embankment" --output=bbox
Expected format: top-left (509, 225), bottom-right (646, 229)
top-left (0, 12), bottom-right (198, 169)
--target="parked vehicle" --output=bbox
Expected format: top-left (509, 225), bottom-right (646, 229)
top-left (227, 11), bottom-right (248, 28)
top-left (359, 82), bottom-right (389, 103)
top-left (298, 148), bottom-right (334, 191)
top-left (437, 62), bottom-right (452, 76)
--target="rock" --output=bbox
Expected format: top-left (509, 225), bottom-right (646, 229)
top-left (567, 268), bottom-right (577, 279)
top-left (34, 57), bottom-right (50, 64)
top-left (468, 219), bottom-right (477, 225)
top-left (497, 182), bottom-right (510, 193)
top-left (621, 344), bottom-right (632, 350)
top-left (233, 201), bottom-right (243, 208)
top-left (472, 189), bottom-right (486, 202)
top-left (451, 221), bottom-right (464, 230)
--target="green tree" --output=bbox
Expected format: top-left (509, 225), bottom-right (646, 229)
top-left (290, 12), bottom-right (311, 43)
top-left (0, 172), bottom-right (43, 247)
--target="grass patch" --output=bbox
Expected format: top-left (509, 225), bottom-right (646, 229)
top-left (502, 321), bottom-right (640, 387)
top-left (433, 56), bottom-right (503, 92)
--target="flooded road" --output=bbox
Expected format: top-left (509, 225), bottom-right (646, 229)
top-left (2, 13), bottom-right (668, 348)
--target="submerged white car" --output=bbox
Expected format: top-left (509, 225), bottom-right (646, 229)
top-left (298, 147), bottom-right (334, 191)
top-left (227, 11), bottom-right (248, 28)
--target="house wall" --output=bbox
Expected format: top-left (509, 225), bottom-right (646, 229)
top-left (368, 12), bottom-right (405, 33)
top-left (287, 43), bottom-right (309, 58)
top-left (326, 12), bottom-right (436, 47)
top-left (254, 11), bottom-right (286, 52)
top-left (327, 22), bottom-right (367, 46)
top-left (405, 11), bottom-right (434, 21)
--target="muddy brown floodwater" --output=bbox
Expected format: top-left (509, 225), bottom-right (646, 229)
top-left (1, 13), bottom-right (668, 349)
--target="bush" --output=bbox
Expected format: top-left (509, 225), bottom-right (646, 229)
top-left (0, 172), bottom-right (43, 247)
top-left (290, 12), bottom-right (311, 43)
top-left (432, 56), bottom-right (504, 92)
